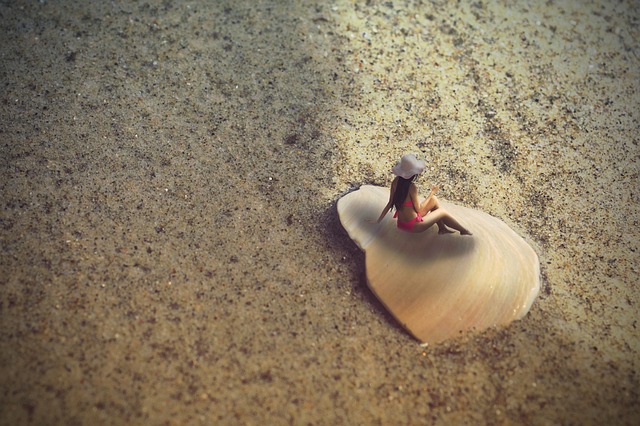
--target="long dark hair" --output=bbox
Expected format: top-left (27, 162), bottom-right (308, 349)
top-left (393, 175), bottom-right (417, 211)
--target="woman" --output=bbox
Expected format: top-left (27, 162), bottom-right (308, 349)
top-left (376, 154), bottom-right (472, 235)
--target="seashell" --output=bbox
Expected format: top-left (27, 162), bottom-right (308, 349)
top-left (337, 185), bottom-right (540, 344)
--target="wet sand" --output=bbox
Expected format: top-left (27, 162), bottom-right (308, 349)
top-left (1, 0), bottom-right (638, 424)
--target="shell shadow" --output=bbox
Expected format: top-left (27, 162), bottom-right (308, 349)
top-left (317, 202), bottom-right (423, 336)
top-left (366, 222), bottom-right (476, 264)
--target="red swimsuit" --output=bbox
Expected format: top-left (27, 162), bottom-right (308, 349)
top-left (394, 201), bottom-right (423, 232)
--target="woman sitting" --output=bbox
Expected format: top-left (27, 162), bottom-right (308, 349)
top-left (376, 154), bottom-right (471, 235)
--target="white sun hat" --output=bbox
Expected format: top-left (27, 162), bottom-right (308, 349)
top-left (391, 154), bottom-right (426, 179)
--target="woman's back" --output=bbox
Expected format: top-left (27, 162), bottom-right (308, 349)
top-left (395, 184), bottom-right (418, 222)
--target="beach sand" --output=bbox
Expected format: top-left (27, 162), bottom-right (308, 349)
top-left (1, 0), bottom-right (638, 424)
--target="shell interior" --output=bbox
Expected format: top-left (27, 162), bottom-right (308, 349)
top-left (337, 185), bottom-right (540, 344)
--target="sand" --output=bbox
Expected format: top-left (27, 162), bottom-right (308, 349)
top-left (1, 0), bottom-right (638, 424)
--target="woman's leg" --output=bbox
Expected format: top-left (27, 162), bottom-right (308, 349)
top-left (419, 195), bottom-right (453, 234)
top-left (412, 209), bottom-right (472, 235)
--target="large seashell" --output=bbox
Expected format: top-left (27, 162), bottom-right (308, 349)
top-left (337, 185), bottom-right (540, 344)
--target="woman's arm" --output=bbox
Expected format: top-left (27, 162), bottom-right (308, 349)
top-left (409, 184), bottom-right (421, 213)
top-left (412, 184), bottom-right (439, 213)
top-left (376, 177), bottom-right (398, 223)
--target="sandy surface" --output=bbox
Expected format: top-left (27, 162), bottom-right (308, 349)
top-left (1, 0), bottom-right (638, 424)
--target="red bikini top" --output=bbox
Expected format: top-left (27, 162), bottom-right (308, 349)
top-left (394, 200), bottom-right (415, 218)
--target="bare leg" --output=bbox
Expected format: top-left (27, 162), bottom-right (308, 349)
top-left (419, 195), bottom-right (453, 234)
top-left (412, 209), bottom-right (472, 235)
top-left (418, 194), bottom-right (439, 215)
top-left (437, 221), bottom-right (454, 234)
